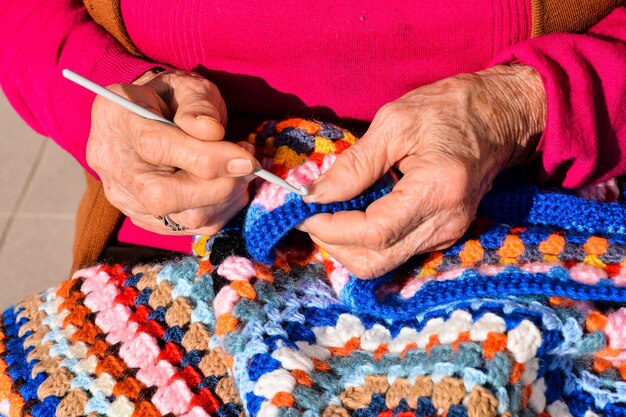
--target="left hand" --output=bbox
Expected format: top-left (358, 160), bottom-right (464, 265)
top-left (299, 65), bottom-right (546, 279)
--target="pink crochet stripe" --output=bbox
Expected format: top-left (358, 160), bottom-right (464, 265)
top-left (81, 270), bottom-right (141, 345)
top-left (119, 332), bottom-right (161, 367)
top-left (152, 379), bottom-right (195, 415)
top-left (320, 154), bottom-right (337, 175)
top-left (77, 266), bottom-right (110, 293)
top-left (96, 304), bottom-right (139, 344)
top-left (136, 361), bottom-right (177, 387)
top-left (569, 263), bottom-right (607, 285)
top-left (605, 308), bottom-right (626, 350)
top-left (328, 258), bottom-right (350, 294)
top-left (214, 286), bottom-right (240, 317)
top-left (613, 268), bottom-right (626, 286)
top-left (85, 283), bottom-right (120, 313)
top-left (117, 317), bottom-right (195, 414)
top-left (217, 256), bottom-right (256, 281)
top-left (399, 262), bottom-right (621, 299)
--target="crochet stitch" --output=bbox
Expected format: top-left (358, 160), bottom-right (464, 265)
top-left (1, 118), bottom-right (626, 417)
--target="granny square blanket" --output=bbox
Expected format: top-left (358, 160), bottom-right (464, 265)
top-left (2, 119), bottom-right (626, 417)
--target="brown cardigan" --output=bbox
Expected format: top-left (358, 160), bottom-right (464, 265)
top-left (71, 0), bottom-right (623, 274)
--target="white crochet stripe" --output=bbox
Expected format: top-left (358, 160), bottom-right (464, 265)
top-left (310, 312), bottom-right (542, 363)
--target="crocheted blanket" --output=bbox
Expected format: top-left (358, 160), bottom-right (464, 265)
top-left (2, 119), bottom-right (626, 417)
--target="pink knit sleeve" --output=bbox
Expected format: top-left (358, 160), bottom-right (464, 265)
top-left (0, 0), bottom-right (161, 175)
top-left (491, 6), bottom-right (626, 188)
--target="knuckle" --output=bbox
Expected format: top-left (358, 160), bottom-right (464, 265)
top-left (185, 72), bottom-right (218, 90)
top-left (178, 210), bottom-right (209, 230)
top-left (376, 102), bottom-right (408, 124)
top-left (85, 140), bottom-right (102, 170)
top-left (342, 147), bottom-right (368, 169)
top-left (376, 102), bottom-right (399, 118)
top-left (373, 101), bottom-right (420, 136)
top-left (136, 126), bottom-right (154, 149)
top-left (363, 223), bottom-right (396, 250)
top-left (136, 128), bottom-right (164, 164)
top-left (105, 83), bottom-right (126, 94)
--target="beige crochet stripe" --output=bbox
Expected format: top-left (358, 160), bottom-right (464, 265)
top-left (332, 375), bottom-right (500, 417)
top-left (135, 265), bottom-right (160, 291)
top-left (17, 294), bottom-right (56, 383)
top-left (33, 280), bottom-right (88, 405)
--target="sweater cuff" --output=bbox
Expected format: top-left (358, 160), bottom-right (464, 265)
top-left (486, 8), bottom-right (626, 188)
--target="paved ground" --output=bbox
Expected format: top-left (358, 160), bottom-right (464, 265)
top-left (0, 92), bottom-right (84, 308)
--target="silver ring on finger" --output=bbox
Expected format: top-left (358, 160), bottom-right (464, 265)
top-left (157, 214), bottom-right (188, 232)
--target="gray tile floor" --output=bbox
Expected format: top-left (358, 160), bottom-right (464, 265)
top-left (0, 92), bottom-right (84, 308)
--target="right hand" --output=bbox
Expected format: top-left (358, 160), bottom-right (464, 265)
top-left (87, 69), bottom-right (257, 235)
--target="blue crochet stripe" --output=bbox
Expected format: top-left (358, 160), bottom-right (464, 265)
top-left (339, 269), bottom-right (626, 321)
top-left (1, 307), bottom-right (59, 417)
top-left (567, 390), bottom-right (626, 417)
top-left (245, 175), bottom-right (395, 263)
top-left (478, 185), bottom-right (626, 238)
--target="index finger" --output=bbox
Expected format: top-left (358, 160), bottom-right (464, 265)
top-left (129, 122), bottom-right (257, 178)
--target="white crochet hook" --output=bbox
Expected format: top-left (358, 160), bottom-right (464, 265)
top-left (62, 69), bottom-right (309, 196)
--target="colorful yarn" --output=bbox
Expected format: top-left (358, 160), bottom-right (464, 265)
top-left (1, 118), bottom-right (626, 417)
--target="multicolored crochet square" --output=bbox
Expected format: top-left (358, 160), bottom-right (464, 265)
top-left (2, 119), bottom-right (626, 417)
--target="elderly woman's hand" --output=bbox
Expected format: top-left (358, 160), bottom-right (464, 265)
top-left (301, 65), bottom-right (546, 279)
top-left (88, 69), bottom-right (257, 235)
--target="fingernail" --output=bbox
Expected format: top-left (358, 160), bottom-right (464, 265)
top-left (228, 158), bottom-right (254, 175)
top-left (303, 189), bottom-right (324, 204)
top-left (195, 114), bottom-right (219, 125)
top-left (305, 174), bottom-right (328, 199)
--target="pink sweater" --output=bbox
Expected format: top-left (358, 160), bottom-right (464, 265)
top-left (1, 1), bottom-right (625, 253)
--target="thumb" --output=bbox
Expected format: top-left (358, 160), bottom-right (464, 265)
top-left (170, 77), bottom-right (227, 141)
top-left (304, 132), bottom-right (391, 204)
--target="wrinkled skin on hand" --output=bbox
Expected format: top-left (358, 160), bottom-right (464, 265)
top-left (301, 65), bottom-right (547, 279)
top-left (88, 69), bottom-right (257, 235)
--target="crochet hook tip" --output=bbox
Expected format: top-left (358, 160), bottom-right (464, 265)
top-left (253, 168), bottom-right (309, 196)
